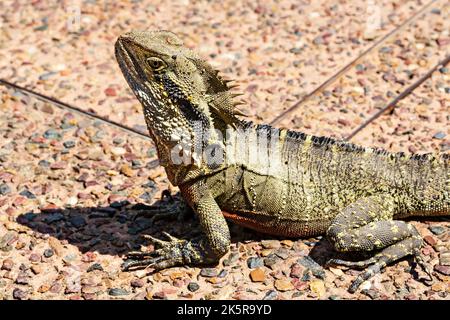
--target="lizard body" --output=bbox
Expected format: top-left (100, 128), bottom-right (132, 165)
top-left (115, 30), bottom-right (449, 292)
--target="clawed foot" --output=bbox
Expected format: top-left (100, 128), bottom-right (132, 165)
top-left (122, 232), bottom-right (187, 271)
top-left (326, 249), bottom-right (434, 293)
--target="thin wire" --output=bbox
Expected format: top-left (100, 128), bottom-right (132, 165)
top-left (345, 54), bottom-right (450, 141)
top-left (0, 79), bottom-right (151, 140)
top-left (270, 0), bottom-right (439, 125)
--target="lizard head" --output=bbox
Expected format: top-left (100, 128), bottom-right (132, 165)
top-left (115, 30), bottom-right (246, 142)
top-left (115, 30), bottom-right (246, 173)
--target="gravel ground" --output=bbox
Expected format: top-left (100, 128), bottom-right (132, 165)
top-left (0, 0), bottom-right (449, 300)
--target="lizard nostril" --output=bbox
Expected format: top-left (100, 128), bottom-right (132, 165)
top-left (171, 55), bottom-right (177, 60)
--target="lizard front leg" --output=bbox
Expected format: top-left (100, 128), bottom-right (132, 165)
top-left (122, 181), bottom-right (230, 271)
top-left (326, 194), bottom-right (431, 293)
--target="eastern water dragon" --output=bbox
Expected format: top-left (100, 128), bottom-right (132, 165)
top-left (114, 30), bottom-right (449, 293)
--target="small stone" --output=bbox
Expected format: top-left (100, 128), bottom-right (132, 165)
top-left (249, 268), bottom-right (265, 282)
top-left (261, 240), bottom-right (280, 249)
top-left (31, 265), bottom-right (42, 274)
top-left (1, 258), bottom-right (14, 271)
top-left (290, 263), bottom-right (304, 278)
top-left (86, 262), bottom-right (103, 272)
top-left (66, 197), bottom-right (78, 206)
top-left (0, 184), bottom-right (11, 195)
top-left (274, 248), bottom-right (290, 259)
top-left (362, 289), bottom-right (380, 299)
top-left (433, 132), bottom-right (446, 139)
top-left (38, 160), bottom-right (51, 167)
top-left (48, 237), bottom-right (65, 256)
top-left (15, 272), bottom-right (29, 285)
top-left (120, 164), bottom-right (134, 177)
top-left (130, 279), bottom-right (145, 288)
top-left (105, 87), bottom-right (117, 97)
top-left (223, 252), bottom-right (239, 266)
top-left (109, 288), bottom-right (129, 296)
top-left (424, 235), bottom-right (437, 246)
top-left (50, 282), bottom-right (62, 293)
top-left (247, 257), bottom-right (264, 269)
top-left (280, 240), bottom-right (294, 247)
top-left (29, 253), bottom-right (41, 263)
top-left (434, 265), bottom-right (450, 276)
top-left (43, 249), bottom-right (54, 258)
top-left (13, 288), bottom-right (27, 300)
top-left (263, 255), bottom-right (279, 269)
top-left (431, 282), bottom-right (444, 292)
top-left (43, 129), bottom-right (61, 140)
top-left (328, 267), bottom-right (344, 277)
top-left (262, 290), bottom-right (277, 300)
top-left (50, 161), bottom-right (67, 170)
top-left (274, 279), bottom-right (294, 292)
top-left (429, 226), bottom-right (446, 235)
top-left (152, 291), bottom-right (167, 299)
top-left (187, 282), bottom-right (200, 292)
top-left (19, 189), bottom-right (35, 199)
top-left (200, 268), bottom-right (218, 277)
top-left (63, 140), bottom-right (76, 148)
top-left (69, 216), bottom-right (87, 228)
top-left (111, 147), bottom-right (126, 156)
top-left (309, 279), bottom-right (326, 298)
top-left (297, 256), bottom-right (325, 279)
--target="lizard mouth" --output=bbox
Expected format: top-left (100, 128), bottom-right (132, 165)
top-left (115, 38), bottom-right (148, 83)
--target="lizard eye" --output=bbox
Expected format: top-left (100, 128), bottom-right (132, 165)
top-left (146, 57), bottom-right (166, 71)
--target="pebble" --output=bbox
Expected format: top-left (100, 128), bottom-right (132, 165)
top-left (274, 279), bottom-right (294, 292)
top-left (130, 279), bottom-right (145, 288)
top-left (423, 235), bottom-right (437, 246)
top-left (109, 288), bottom-right (129, 296)
top-left (249, 268), bottom-right (265, 282)
top-left (223, 252), bottom-right (239, 266)
top-left (43, 129), bottom-right (62, 140)
top-left (429, 226), bottom-right (446, 235)
top-left (261, 240), bottom-right (280, 249)
top-left (434, 265), bottom-right (450, 276)
top-left (1, 258), bottom-right (14, 271)
top-left (187, 282), bottom-right (200, 292)
top-left (29, 253), bottom-right (41, 263)
top-left (247, 257), bottom-right (264, 269)
top-left (309, 279), bottom-right (326, 298)
top-left (86, 262), bottom-right (103, 272)
top-left (262, 290), bottom-right (277, 300)
top-left (200, 268), bottom-right (218, 277)
top-left (48, 237), bottom-right (65, 256)
top-left (120, 164), bottom-right (134, 177)
top-left (63, 140), bottom-right (76, 148)
top-left (69, 215), bottom-right (87, 228)
top-left (290, 263), bottom-right (304, 278)
top-left (15, 272), bottom-right (29, 285)
top-left (111, 147), bottom-right (127, 156)
top-left (297, 256), bottom-right (325, 279)
top-left (362, 289), bottom-right (380, 299)
top-left (274, 247), bottom-right (290, 259)
top-left (433, 132), bottom-right (446, 139)
top-left (0, 184), bottom-right (11, 195)
top-left (13, 288), bottom-right (27, 300)
top-left (19, 189), bottom-right (36, 199)
top-left (263, 255), bottom-right (279, 269)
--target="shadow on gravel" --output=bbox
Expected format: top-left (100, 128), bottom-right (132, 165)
top-left (16, 192), bottom-right (202, 256)
top-left (15, 191), bottom-right (273, 259)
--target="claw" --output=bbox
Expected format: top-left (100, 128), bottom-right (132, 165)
top-left (326, 257), bottom-right (377, 269)
top-left (161, 231), bottom-right (180, 242)
top-left (142, 234), bottom-right (167, 247)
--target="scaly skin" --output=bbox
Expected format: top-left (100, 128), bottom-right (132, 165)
top-left (115, 30), bottom-right (449, 293)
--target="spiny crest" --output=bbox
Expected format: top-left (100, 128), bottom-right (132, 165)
top-left (187, 58), bottom-right (249, 127)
